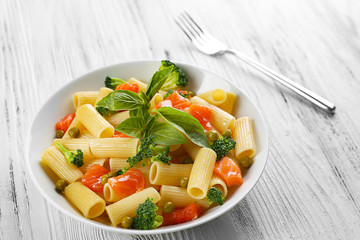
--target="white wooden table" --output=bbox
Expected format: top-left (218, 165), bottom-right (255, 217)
top-left (2, 0), bottom-right (360, 239)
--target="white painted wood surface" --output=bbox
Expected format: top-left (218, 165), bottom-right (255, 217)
top-left (1, 0), bottom-right (360, 239)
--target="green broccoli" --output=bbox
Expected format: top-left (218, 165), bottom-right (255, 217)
top-left (55, 142), bottom-right (84, 167)
top-left (159, 60), bottom-right (188, 91)
top-left (207, 187), bottom-right (225, 206)
top-left (151, 152), bottom-right (172, 165)
top-left (211, 136), bottom-right (236, 160)
top-left (126, 134), bottom-right (156, 168)
top-left (104, 76), bottom-right (126, 90)
top-left (132, 198), bottom-right (163, 230)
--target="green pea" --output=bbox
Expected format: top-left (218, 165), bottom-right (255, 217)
top-left (182, 158), bottom-right (193, 164)
top-left (188, 91), bottom-right (195, 97)
top-left (68, 127), bottom-right (80, 138)
top-left (207, 130), bottom-right (219, 142)
top-left (163, 201), bottom-right (175, 213)
top-left (55, 179), bottom-right (68, 193)
top-left (100, 174), bottom-right (109, 185)
top-left (121, 216), bottom-right (133, 229)
top-left (56, 130), bottom-right (65, 138)
top-left (222, 129), bottom-right (233, 138)
top-left (154, 215), bottom-right (163, 222)
top-left (107, 171), bottom-right (118, 178)
top-left (179, 177), bottom-right (189, 188)
top-left (239, 157), bottom-right (254, 168)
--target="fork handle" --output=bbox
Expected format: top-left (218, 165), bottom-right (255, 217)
top-left (227, 49), bottom-right (336, 112)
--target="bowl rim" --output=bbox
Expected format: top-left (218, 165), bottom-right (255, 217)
top-left (26, 59), bottom-right (269, 235)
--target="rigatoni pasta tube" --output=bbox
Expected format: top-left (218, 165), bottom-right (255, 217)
top-left (191, 96), bottom-right (235, 132)
top-left (209, 174), bottom-right (228, 198)
top-left (217, 92), bottom-right (236, 114)
top-left (105, 111), bottom-right (129, 127)
top-left (62, 116), bottom-right (85, 139)
top-left (79, 129), bottom-right (95, 139)
top-left (79, 158), bottom-right (107, 173)
top-left (149, 93), bottom-right (163, 110)
top-left (95, 87), bottom-right (113, 104)
top-left (103, 183), bottom-right (121, 203)
top-left (76, 104), bottom-right (114, 138)
top-left (105, 187), bottom-right (161, 226)
top-left (149, 162), bottom-right (193, 186)
top-left (159, 185), bottom-right (209, 209)
top-left (52, 139), bottom-right (93, 160)
top-left (73, 91), bottom-right (99, 109)
top-left (64, 182), bottom-right (106, 218)
top-left (41, 146), bottom-right (83, 183)
top-left (183, 141), bottom-right (201, 161)
top-left (198, 89), bottom-right (227, 106)
top-left (127, 78), bottom-right (147, 92)
top-left (187, 148), bottom-right (216, 199)
top-left (109, 158), bottom-right (150, 177)
top-left (233, 117), bottom-right (256, 159)
top-left (90, 138), bottom-right (139, 158)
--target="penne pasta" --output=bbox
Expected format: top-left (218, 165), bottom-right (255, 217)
top-left (191, 96), bottom-right (235, 133)
top-left (41, 146), bottom-right (83, 183)
top-left (105, 187), bottom-right (160, 226)
top-left (95, 87), bottom-right (113, 104)
top-left (52, 138), bottom-right (93, 160)
top-left (73, 91), bottom-right (99, 109)
top-left (105, 111), bottom-right (130, 127)
top-left (76, 104), bottom-right (114, 138)
top-left (187, 148), bottom-right (216, 199)
top-left (149, 162), bottom-right (193, 186)
top-left (127, 78), bottom-right (147, 93)
top-left (158, 185), bottom-right (209, 208)
top-left (90, 138), bottom-right (139, 158)
top-left (209, 174), bottom-right (228, 198)
top-left (64, 182), bottom-right (106, 218)
top-left (233, 117), bottom-right (256, 159)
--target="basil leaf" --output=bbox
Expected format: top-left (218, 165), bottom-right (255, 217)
top-left (148, 121), bottom-right (188, 145)
top-left (144, 115), bottom-right (157, 137)
top-left (155, 107), bottom-right (210, 148)
top-left (96, 90), bottom-right (145, 113)
top-left (146, 65), bottom-right (174, 100)
top-left (129, 106), bottom-right (150, 125)
top-left (115, 117), bottom-right (144, 138)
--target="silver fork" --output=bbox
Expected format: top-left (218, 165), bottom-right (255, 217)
top-left (175, 12), bottom-right (336, 113)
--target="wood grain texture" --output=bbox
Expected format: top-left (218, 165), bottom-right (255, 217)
top-left (1, 0), bottom-right (360, 239)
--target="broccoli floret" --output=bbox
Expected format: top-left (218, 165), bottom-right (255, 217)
top-left (151, 151), bottom-right (172, 165)
top-left (159, 60), bottom-right (188, 91)
top-left (151, 145), bottom-right (172, 165)
top-left (132, 198), bottom-right (163, 230)
top-left (211, 136), bottom-right (236, 160)
top-left (127, 134), bottom-right (156, 167)
top-left (105, 76), bottom-right (126, 90)
top-left (55, 142), bottom-right (84, 167)
top-left (207, 187), bottom-right (225, 206)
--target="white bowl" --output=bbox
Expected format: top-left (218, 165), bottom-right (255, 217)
top-left (26, 60), bottom-right (268, 235)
